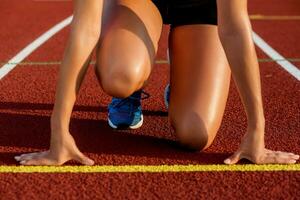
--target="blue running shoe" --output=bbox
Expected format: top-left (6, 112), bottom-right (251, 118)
top-left (164, 84), bottom-right (170, 109)
top-left (108, 90), bottom-right (149, 129)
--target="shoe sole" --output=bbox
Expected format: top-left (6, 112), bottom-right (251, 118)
top-left (108, 115), bottom-right (144, 129)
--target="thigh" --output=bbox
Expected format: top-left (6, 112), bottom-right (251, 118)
top-left (169, 25), bottom-right (231, 145)
top-left (97, 0), bottom-right (162, 84)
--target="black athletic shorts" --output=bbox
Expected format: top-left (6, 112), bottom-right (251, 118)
top-left (152, 0), bottom-right (217, 27)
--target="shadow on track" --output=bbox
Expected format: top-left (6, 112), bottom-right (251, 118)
top-left (0, 110), bottom-right (229, 165)
top-left (0, 102), bottom-right (168, 117)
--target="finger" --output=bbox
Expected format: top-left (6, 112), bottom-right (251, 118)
top-left (15, 152), bottom-right (40, 161)
top-left (19, 153), bottom-right (40, 161)
top-left (273, 151), bottom-right (299, 162)
top-left (224, 151), bottom-right (242, 165)
top-left (288, 153), bottom-right (299, 157)
top-left (262, 154), bottom-right (297, 164)
top-left (283, 154), bottom-right (299, 163)
top-left (277, 151), bottom-right (299, 160)
top-left (17, 152), bottom-right (48, 162)
top-left (278, 152), bottom-right (299, 160)
top-left (291, 154), bottom-right (300, 160)
top-left (267, 150), bottom-right (298, 157)
top-left (19, 152), bottom-right (46, 159)
top-left (20, 158), bottom-right (58, 166)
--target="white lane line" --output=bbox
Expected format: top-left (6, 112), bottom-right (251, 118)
top-left (1, 21), bottom-right (298, 81)
top-left (253, 31), bottom-right (300, 81)
top-left (0, 16), bottom-right (73, 80)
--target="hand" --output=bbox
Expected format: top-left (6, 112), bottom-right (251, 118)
top-left (15, 131), bottom-right (94, 166)
top-left (224, 129), bottom-right (299, 165)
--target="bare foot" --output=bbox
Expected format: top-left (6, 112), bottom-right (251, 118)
top-left (15, 132), bottom-right (94, 166)
top-left (224, 130), bottom-right (299, 164)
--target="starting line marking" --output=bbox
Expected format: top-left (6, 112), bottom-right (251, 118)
top-left (0, 164), bottom-right (299, 173)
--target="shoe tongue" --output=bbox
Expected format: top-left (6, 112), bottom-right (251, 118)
top-left (111, 91), bottom-right (142, 108)
top-left (131, 91), bottom-right (142, 99)
top-left (112, 97), bottom-right (140, 110)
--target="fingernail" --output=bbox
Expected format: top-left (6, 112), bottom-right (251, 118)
top-left (224, 159), bottom-right (231, 164)
top-left (14, 156), bottom-right (21, 161)
top-left (20, 160), bottom-right (26, 165)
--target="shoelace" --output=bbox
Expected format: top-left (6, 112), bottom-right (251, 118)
top-left (112, 91), bottom-right (150, 109)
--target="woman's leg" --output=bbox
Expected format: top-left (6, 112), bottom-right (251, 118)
top-left (95, 0), bottom-right (162, 98)
top-left (169, 25), bottom-right (231, 150)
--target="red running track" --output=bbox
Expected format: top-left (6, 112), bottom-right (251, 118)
top-left (0, 0), bottom-right (299, 199)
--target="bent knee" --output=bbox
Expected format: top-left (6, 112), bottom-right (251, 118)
top-left (101, 74), bottom-right (139, 98)
top-left (95, 63), bottom-right (147, 98)
top-left (171, 112), bottom-right (217, 151)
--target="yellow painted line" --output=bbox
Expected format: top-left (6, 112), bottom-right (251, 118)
top-left (250, 15), bottom-right (300, 20)
top-left (0, 164), bottom-right (299, 173)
